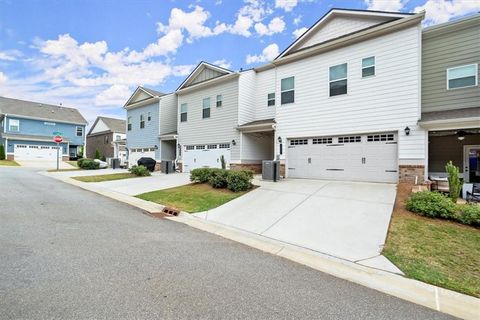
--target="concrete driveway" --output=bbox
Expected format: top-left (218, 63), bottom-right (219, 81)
top-left (195, 179), bottom-right (397, 264)
top-left (16, 160), bottom-right (75, 169)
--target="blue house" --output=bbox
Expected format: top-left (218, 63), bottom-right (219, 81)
top-left (0, 96), bottom-right (87, 161)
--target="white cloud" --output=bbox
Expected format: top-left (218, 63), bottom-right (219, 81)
top-left (292, 27), bottom-right (308, 38)
top-left (275, 0), bottom-right (298, 12)
top-left (414, 0), bottom-right (480, 25)
top-left (213, 59), bottom-right (232, 69)
top-left (0, 50), bottom-right (22, 61)
top-left (364, 0), bottom-right (405, 12)
top-left (95, 84), bottom-right (131, 106)
top-left (254, 17), bottom-right (286, 36)
top-left (0, 72), bottom-right (7, 83)
top-left (229, 0), bottom-right (272, 37)
top-left (230, 15), bottom-right (255, 36)
top-left (293, 15), bottom-right (302, 25)
top-left (246, 43), bottom-right (279, 64)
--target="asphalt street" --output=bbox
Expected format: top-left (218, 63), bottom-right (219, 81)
top-left (0, 167), bottom-right (455, 319)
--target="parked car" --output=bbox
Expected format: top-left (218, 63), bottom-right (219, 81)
top-left (137, 157), bottom-right (156, 172)
top-left (94, 159), bottom-right (108, 169)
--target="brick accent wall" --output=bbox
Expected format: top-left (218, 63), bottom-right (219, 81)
top-left (399, 165), bottom-right (425, 184)
top-left (86, 132), bottom-right (114, 159)
top-left (177, 162), bottom-right (183, 172)
top-left (6, 154), bottom-right (14, 160)
top-left (230, 163), bottom-right (262, 174)
top-left (62, 156), bottom-right (69, 161)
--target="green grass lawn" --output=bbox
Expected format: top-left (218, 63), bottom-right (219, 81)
top-left (72, 173), bottom-right (138, 182)
top-left (136, 183), bottom-right (249, 213)
top-left (67, 161), bottom-right (79, 168)
top-left (0, 160), bottom-right (20, 166)
top-left (383, 184), bottom-right (480, 297)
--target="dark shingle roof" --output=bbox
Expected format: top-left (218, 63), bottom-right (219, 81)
top-left (141, 87), bottom-right (166, 97)
top-left (0, 96), bottom-right (87, 124)
top-left (98, 116), bottom-right (126, 133)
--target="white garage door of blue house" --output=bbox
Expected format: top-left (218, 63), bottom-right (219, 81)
top-left (14, 144), bottom-right (62, 161)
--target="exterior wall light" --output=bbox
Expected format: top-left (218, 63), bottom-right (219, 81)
top-left (231, 139), bottom-right (236, 146)
top-left (277, 136), bottom-right (282, 144)
top-left (404, 126), bottom-right (411, 136)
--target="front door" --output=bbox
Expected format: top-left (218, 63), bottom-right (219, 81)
top-left (464, 145), bottom-right (480, 183)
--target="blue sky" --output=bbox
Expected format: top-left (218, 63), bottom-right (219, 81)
top-left (0, 0), bottom-right (478, 124)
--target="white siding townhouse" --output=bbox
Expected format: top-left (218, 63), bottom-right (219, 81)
top-left (124, 8), bottom-right (479, 184)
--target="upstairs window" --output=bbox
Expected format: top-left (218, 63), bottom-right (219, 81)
top-left (216, 95), bottom-right (222, 107)
top-left (202, 97), bottom-right (210, 119)
top-left (180, 103), bottom-right (188, 122)
top-left (76, 126), bottom-right (83, 137)
top-left (9, 119), bottom-right (19, 132)
top-left (140, 114), bottom-right (145, 129)
top-left (116, 135), bottom-right (121, 140)
top-left (447, 64), bottom-right (478, 89)
top-left (362, 56), bottom-right (375, 78)
top-left (267, 93), bottom-right (275, 106)
top-left (281, 77), bottom-right (295, 104)
top-left (104, 135), bottom-right (109, 144)
top-left (127, 116), bottom-right (132, 131)
top-left (329, 63), bottom-right (348, 96)
top-left (147, 112), bottom-right (151, 121)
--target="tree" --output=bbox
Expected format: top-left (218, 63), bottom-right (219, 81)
top-left (220, 155), bottom-right (226, 169)
top-left (445, 161), bottom-right (461, 203)
top-left (0, 144), bottom-right (5, 160)
top-left (94, 149), bottom-right (101, 159)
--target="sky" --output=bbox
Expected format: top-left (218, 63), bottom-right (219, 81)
top-left (0, 0), bottom-right (479, 125)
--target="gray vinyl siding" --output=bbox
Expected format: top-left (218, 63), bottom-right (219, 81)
top-left (159, 94), bottom-right (177, 135)
top-left (178, 77), bottom-right (240, 160)
top-left (422, 20), bottom-right (480, 112)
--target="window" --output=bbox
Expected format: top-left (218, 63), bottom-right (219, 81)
top-left (313, 137), bottom-right (332, 144)
top-left (196, 145), bottom-right (206, 150)
top-left (267, 93), bottom-right (275, 106)
top-left (216, 95), bottom-right (222, 107)
top-left (447, 64), bottom-right (478, 89)
top-left (290, 139), bottom-right (308, 146)
top-left (281, 77), bottom-right (295, 104)
top-left (207, 144), bottom-right (218, 149)
top-left (76, 126), bottom-right (83, 137)
top-left (104, 135), bottom-right (109, 144)
top-left (338, 136), bottom-right (361, 143)
top-left (147, 112), bottom-right (151, 121)
top-left (127, 117), bottom-right (132, 131)
top-left (219, 143), bottom-right (230, 149)
top-left (367, 134), bottom-right (395, 142)
top-left (202, 98), bottom-right (210, 119)
top-left (180, 103), bottom-right (188, 122)
top-left (9, 119), bottom-right (19, 132)
top-left (362, 56), bottom-right (375, 78)
top-left (185, 145), bottom-right (195, 150)
top-left (116, 135), bottom-right (121, 141)
top-left (140, 114), bottom-right (145, 129)
top-left (329, 63), bottom-right (347, 96)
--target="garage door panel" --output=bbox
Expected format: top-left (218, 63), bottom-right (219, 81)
top-left (183, 144), bottom-right (231, 173)
top-left (14, 144), bottom-right (62, 161)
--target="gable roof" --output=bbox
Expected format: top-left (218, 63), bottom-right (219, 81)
top-left (277, 8), bottom-right (414, 59)
top-left (176, 61), bottom-right (233, 91)
top-left (124, 86), bottom-right (166, 109)
top-left (0, 96), bottom-right (87, 125)
top-left (87, 116), bottom-right (126, 136)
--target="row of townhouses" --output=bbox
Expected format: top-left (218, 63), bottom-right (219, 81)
top-left (124, 8), bottom-right (479, 184)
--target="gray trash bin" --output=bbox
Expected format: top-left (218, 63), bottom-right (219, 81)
top-left (262, 160), bottom-right (280, 182)
top-left (111, 158), bottom-right (120, 169)
top-left (161, 160), bottom-right (175, 174)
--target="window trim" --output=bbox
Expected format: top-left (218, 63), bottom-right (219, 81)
top-left (446, 63), bottom-right (478, 90)
top-left (267, 92), bottom-right (275, 106)
top-left (76, 126), bottom-right (83, 137)
top-left (140, 114), bottom-right (145, 129)
top-left (202, 97), bottom-right (211, 119)
top-left (216, 95), bottom-right (222, 107)
top-left (281, 77), bottom-right (295, 105)
top-left (180, 103), bottom-right (188, 122)
top-left (9, 119), bottom-right (20, 132)
top-left (361, 56), bottom-right (375, 78)
top-left (329, 63), bottom-right (348, 97)
top-left (127, 116), bottom-right (132, 131)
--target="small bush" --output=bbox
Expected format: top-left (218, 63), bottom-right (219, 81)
top-left (94, 149), bottom-right (101, 160)
top-left (446, 161), bottom-right (462, 202)
top-left (129, 165), bottom-right (151, 177)
top-left (226, 170), bottom-right (253, 192)
top-left (190, 168), bottom-right (213, 183)
top-left (457, 205), bottom-right (480, 227)
top-left (209, 169), bottom-right (229, 188)
top-left (405, 191), bottom-right (456, 219)
top-left (0, 144), bottom-right (5, 160)
top-left (78, 158), bottom-right (100, 170)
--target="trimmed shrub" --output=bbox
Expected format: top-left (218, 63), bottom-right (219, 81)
top-left (457, 205), bottom-right (480, 227)
top-left (405, 191), bottom-right (456, 219)
top-left (209, 169), bottom-right (229, 188)
top-left (190, 168), bottom-right (213, 183)
top-left (226, 170), bottom-right (253, 192)
top-left (94, 149), bottom-right (101, 160)
top-left (0, 144), bottom-right (5, 160)
top-left (129, 165), bottom-right (151, 176)
top-left (446, 161), bottom-right (462, 202)
top-left (78, 158), bottom-right (100, 170)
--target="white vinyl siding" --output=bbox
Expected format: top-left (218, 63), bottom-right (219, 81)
top-left (447, 64), bottom-right (478, 90)
top-left (159, 93), bottom-right (178, 135)
top-left (362, 56), bottom-right (375, 78)
top-left (274, 25), bottom-right (424, 162)
top-left (253, 68), bottom-right (276, 120)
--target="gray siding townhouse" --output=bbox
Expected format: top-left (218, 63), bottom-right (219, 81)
top-left (124, 87), bottom-right (177, 167)
top-left (419, 13), bottom-right (480, 183)
top-left (0, 96), bottom-right (87, 161)
top-left (86, 116), bottom-right (126, 161)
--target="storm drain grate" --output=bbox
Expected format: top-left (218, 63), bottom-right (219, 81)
top-left (162, 207), bottom-right (180, 216)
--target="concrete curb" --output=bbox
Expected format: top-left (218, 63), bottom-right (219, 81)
top-left (43, 172), bottom-right (480, 320)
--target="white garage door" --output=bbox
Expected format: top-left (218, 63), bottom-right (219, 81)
top-left (287, 133), bottom-right (398, 183)
top-left (14, 144), bottom-right (62, 161)
top-left (183, 143), bottom-right (231, 173)
top-left (128, 148), bottom-right (156, 166)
